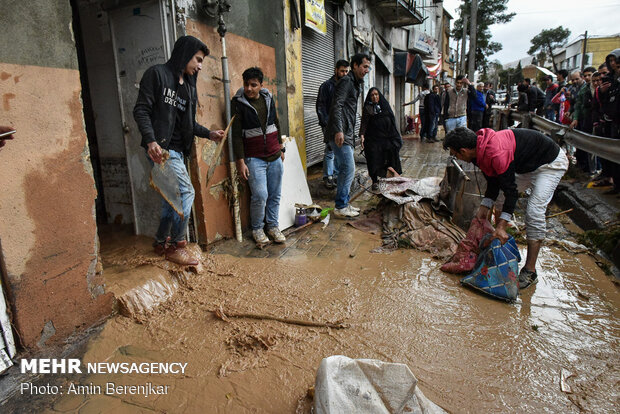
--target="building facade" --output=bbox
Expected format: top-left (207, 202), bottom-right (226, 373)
top-left (0, 0), bottom-right (450, 353)
top-left (554, 34), bottom-right (620, 72)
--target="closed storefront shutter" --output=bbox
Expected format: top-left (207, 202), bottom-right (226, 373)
top-left (301, 6), bottom-right (335, 166)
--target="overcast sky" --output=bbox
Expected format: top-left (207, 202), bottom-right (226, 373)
top-left (441, 0), bottom-right (619, 64)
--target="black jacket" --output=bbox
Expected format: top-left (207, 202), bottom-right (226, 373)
top-left (424, 92), bottom-right (442, 117)
top-left (316, 76), bottom-right (337, 128)
top-left (326, 71), bottom-right (362, 146)
top-left (527, 86), bottom-right (545, 112)
top-left (133, 36), bottom-right (211, 156)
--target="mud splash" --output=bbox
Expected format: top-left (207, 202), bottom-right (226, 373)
top-left (32, 226), bottom-right (620, 413)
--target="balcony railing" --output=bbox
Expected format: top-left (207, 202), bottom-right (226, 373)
top-left (372, 0), bottom-right (424, 27)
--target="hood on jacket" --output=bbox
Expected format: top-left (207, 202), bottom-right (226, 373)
top-left (166, 36), bottom-right (209, 86)
top-left (233, 87), bottom-right (272, 103)
top-left (606, 48), bottom-right (620, 72)
top-left (475, 128), bottom-right (516, 177)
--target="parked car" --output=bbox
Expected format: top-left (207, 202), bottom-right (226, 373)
top-left (496, 90), bottom-right (507, 105)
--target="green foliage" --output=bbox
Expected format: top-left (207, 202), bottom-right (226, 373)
top-left (528, 26), bottom-right (571, 72)
top-left (576, 224), bottom-right (620, 258)
top-left (451, 0), bottom-right (515, 73)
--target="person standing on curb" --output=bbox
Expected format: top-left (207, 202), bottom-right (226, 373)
top-left (134, 35), bottom-right (224, 266)
top-left (232, 67), bottom-right (286, 245)
top-left (316, 60), bottom-right (349, 189)
top-left (326, 53), bottom-right (371, 218)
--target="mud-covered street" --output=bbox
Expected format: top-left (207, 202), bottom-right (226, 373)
top-left (5, 139), bottom-right (618, 413)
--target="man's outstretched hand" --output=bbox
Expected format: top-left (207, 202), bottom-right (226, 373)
top-left (210, 130), bottom-right (225, 142)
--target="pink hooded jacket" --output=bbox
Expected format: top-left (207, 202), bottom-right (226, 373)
top-left (475, 128), bottom-right (516, 177)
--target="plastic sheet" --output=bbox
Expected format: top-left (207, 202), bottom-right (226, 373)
top-left (314, 355), bottom-right (447, 414)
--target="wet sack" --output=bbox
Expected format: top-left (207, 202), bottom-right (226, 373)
top-left (460, 236), bottom-right (520, 302)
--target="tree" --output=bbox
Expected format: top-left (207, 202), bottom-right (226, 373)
top-left (451, 0), bottom-right (515, 74)
top-left (528, 26), bottom-right (571, 73)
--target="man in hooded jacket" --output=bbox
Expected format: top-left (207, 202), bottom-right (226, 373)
top-left (134, 35), bottom-right (224, 265)
top-left (444, 127), bottom-right (568, 291)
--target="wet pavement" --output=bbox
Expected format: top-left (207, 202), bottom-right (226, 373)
top-left (4, 137), bottom-right (620, 413)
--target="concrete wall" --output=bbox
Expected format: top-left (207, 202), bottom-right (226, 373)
top-left (0, 0), bottom-right (113, 349)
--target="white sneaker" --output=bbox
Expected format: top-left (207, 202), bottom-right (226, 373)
top-left (252, 229), bottom-right (269, 244)
top-left (266, 227), bottom-right (286, 243)
top-left (334, 205), bottom-right (360, 218)
top-left (349, 205), bottom-right (360, 212)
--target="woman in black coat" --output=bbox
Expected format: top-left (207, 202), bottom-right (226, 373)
top-left (359, 87), bottom-right (403, 190)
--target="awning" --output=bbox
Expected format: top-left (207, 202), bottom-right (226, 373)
top-left (394, 52), bottom-right (428, 85)
top-left (373, 31), bottom-right (393, 73)
top-left (426, 53), bottom-right (442, 78)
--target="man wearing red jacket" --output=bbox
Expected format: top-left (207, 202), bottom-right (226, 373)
top-left (444, 127), bottom-right (568, 290)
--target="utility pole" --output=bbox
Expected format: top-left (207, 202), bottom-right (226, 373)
top-left (217, 0), bottom-right (242, 242)
top-left (467, 0), bottom-right (478, 79)
top-left (581, 31), bottom-right (588, 71)
top-left (460, 15), bottom-right (468, 75)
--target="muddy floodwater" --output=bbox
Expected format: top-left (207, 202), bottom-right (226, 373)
top-left (30, 223), bottom-right (619, 414)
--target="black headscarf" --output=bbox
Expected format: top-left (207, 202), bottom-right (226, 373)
top-left (362, 87), bottom-right (401, 146)
top-left (363, 87), bottom-right (394, 118)
top-left (165, 36), bottom-right (210, 86)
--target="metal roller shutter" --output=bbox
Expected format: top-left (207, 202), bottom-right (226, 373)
top-left (301, 6), bottom-right (335, 167)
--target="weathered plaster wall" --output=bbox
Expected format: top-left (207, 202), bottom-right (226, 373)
top-left (178, 0), bottom-right (288, 134)
top-left (0, 2), bottom-right (113, 349)
top-left (0, 0), bottom-right (78, 69)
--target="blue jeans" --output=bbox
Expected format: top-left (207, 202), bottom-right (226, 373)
top-left (246, 157), bottom-right (283, 230)
top-left (149, 149), bottom-right (195, 244)
top-left (331, 142), bottom-right (355, 209)
top-left (428, 114), bottom-right (439, 139)
top-left (445, 115), bottom-right (467, 133)
top-left (323, 142), bottom-right (340, 178)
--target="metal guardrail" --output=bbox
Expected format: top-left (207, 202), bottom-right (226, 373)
top-left (492, 108), bottom-right (620, 164)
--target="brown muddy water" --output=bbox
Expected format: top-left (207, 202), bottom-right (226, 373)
top-left (23, 225), bottom-right (620, 413)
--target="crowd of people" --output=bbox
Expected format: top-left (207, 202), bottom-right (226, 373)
top-left (512, 48), bottom-right (620, 194)
top-left (130, 33), bottom-right (618, 272)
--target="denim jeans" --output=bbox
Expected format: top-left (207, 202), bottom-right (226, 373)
top-left (493, 148), bottom-right (568, 241)
top-left (428, 114), bottom-right (439, 139)
top-left (323, 142), bottom-right (340, 178)
top-left (331, 142), bottom-right (355, 209)
top-left (445, 115), bottom-right (467, 133)
top-left (246, 156), bottom-right (283, 230)
top-left (149, 149), bottom-right (195, 244)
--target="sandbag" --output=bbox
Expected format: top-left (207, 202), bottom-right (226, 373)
top-left (314, 355), bottom-right (447, 414)
top-left (441, 217), bottom-right (494, 274)
top-left (460, 237), bottom-right (520, 302)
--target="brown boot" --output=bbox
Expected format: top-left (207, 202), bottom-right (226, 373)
top-left (165, 244), bottom-right (199, 266)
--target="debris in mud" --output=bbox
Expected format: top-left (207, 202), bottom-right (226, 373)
top-left (213, 306), bottom-right (349, 329)
top-left (561, 368), bottom-right (575, 393)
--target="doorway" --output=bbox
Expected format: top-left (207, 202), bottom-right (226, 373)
top-left (71, 0), bottom-right (176, 236)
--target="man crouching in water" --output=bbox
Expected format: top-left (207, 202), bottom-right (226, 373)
top-left (443, 127), bottom-right (568, 289)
